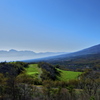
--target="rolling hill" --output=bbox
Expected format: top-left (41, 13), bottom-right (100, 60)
top-left (24, 44), bottom-right (100, 62)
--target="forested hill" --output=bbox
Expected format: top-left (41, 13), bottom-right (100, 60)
top-left (50, 53), bottom-right (100, 70)
top-left (23, 44), bottom-right (100, 71)
top-left (24, 44), bottom-right (100, 63)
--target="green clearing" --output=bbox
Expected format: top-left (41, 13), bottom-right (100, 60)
top-left (57, 68), bottom-right (82, 81)
top-left (25, 64), bottom-right (82, 81)
top-left (25, 64), bottom-right (41, 78)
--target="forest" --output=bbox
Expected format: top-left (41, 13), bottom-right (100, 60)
top-left (49, 53), bottom-right (100, 71)
top-left (0, 61), bottom-right (99, 100)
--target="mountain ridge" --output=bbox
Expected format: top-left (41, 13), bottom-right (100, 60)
top-left (23, 44), bottom-right (100, 63)
top-left (0, 49), bottom-right (67, 62)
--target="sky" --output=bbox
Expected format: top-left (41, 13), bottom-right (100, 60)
top-left (0, 0), bottom-right (100, 52)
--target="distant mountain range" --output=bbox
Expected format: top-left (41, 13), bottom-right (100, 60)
top-left (24, 44), bottom-right (100, 63)
top-left (0, 49), bottom-right (66, 62)
top-left (1, 44), bottom-right (100, 64)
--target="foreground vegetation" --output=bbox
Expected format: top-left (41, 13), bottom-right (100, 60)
top-left (0, 61), bottom-right (99, 100)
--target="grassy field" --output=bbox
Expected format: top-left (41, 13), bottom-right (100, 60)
top-left (25, 64), bottom-right (82, 81)
top-left (57, 68), bottom-right (82, 81)
top-left (25, 64), bottom-right (41, 78)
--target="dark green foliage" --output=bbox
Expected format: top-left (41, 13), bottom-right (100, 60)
top-left (50, 53), bottom-right (100, 71)
top-left (0, 61), bottom-right (28, 77)
top-left (39, 62), bottom-right (60, 81)
top-left (0, 62), bottom-right (99, 100)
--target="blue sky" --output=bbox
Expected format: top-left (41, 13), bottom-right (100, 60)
top-left (0, 0), bottom-right (100, 52)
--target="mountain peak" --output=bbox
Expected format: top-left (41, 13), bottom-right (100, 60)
top-left (9, 49), bottom-right (17, 52)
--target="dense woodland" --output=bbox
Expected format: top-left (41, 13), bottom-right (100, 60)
top-left (0, 61), bottom-right (99, 100)
top-left (49, 53), bottom-right (100, 71)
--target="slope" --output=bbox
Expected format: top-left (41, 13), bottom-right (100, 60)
top-left (25, 64), bottom-right (82, 81)
top-left (23, 44), bottom-right (100, 63)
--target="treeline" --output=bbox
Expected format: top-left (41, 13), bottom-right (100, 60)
top-left (50, 53), bottom-right (100, 71)
top-left (0, 61), bottom-right (28, 76)
top-left (38, 62), bottom-right (60, 81)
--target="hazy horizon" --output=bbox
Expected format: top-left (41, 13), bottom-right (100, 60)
top-left (0, 43), bottom-right (99, 53)
top-left (0, 49), bottom-right (67, 62)
top-left (0, 0), bottom-right (100, 52)
top-left (0, 49), bottom-right (68, 53)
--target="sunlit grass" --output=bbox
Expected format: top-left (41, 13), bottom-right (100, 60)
top-left (25, 64), bottom-right (41, 77)
top-left (25, 64), bottom-right (82, 81)
top-left (57, 68), bottom-right (82, 81)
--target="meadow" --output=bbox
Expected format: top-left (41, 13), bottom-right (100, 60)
top-left (25, 64), bottom-right (41, 78)
top-left (57, 68), bottom-right (82, 81)
top-left (25, 64), bottom-right (82, 81)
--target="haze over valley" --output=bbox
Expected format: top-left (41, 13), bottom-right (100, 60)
top-left (0, 49), bottom-right (66, 62)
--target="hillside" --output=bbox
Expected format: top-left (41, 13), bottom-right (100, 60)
top-left (51, 53), bottom-right (100, 70)
top-left (24, 64), bottom-right (81, 81)
top-left (24, 44), bottom-right (100, 62)
top-left (57, 68), bottom-right (82, 81)
top-left (24, 44), bottom-right (100, 70)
